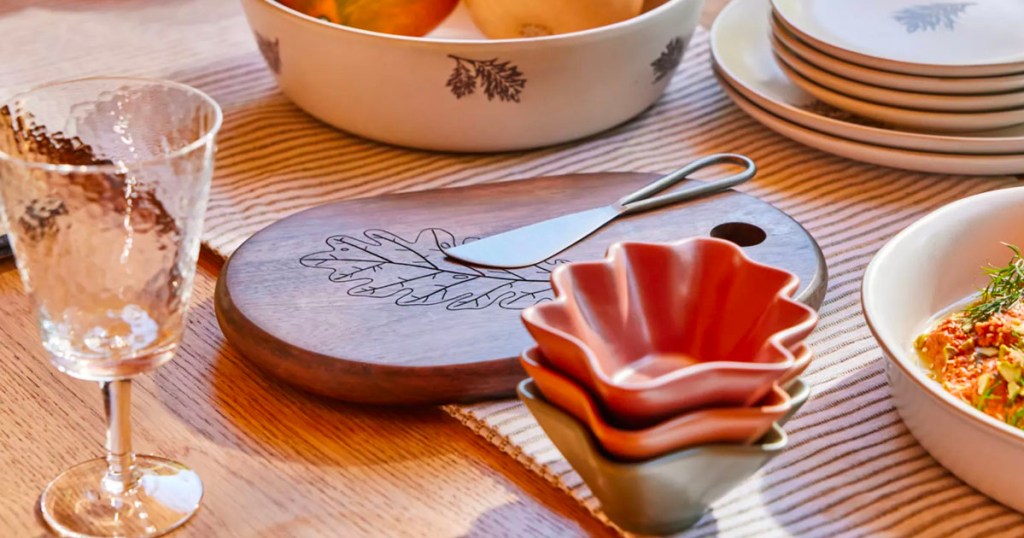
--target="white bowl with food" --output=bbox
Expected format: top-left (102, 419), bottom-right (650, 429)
top-left (239, 0), bottom-right (704, 152)
top-left (863, 186), bottom-right (1024, 512)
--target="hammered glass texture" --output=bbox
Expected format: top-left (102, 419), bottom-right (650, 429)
top-left (0, 79), bottom-right (219, 379)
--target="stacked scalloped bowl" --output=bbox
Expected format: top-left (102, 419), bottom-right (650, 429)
top-left (711, 0), bottom-right (1024, 175)
top-left (517, 237), bottom-right (818, 535)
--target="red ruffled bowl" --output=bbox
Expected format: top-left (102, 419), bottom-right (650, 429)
top-left (522, 237), bottom-right (818, 428)
top-left (520, 346), bottom-right (805, 460)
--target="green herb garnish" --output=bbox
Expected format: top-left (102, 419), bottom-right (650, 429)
top-left (965, 244), bottom-right (1024, 324)
top-left (1010, 406), bottom-right (1024, 428)
top-left (977, 378), bottom-right (1002, 410)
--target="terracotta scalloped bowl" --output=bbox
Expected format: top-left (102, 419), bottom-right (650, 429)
top-left (522, 237), bottom-right (818, 427)
top-left (520, 346), bottom-right (804, 461)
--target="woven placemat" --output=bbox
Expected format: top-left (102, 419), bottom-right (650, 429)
top-left (3, 2), bottom-right (1023, 535)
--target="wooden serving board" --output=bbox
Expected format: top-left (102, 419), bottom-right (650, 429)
top-left (215, 173), bottom-right (827, 405)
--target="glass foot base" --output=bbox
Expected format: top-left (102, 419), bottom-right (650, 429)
top-left (40, 455), bottom-right (203, 538)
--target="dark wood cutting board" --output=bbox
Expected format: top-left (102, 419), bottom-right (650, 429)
top-left (215, 173), bottom-right (827, 405)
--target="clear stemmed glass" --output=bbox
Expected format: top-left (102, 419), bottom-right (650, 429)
top-left (0, 77), bottom-right (222, 537)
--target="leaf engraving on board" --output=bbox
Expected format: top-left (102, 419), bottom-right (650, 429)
top-left (651, 37), bottom-right (686, 83)
top-left (893, 3), bottom-right (976, 33)
top-left (299, 229), bottom-right (566, 311)
top-left (446, 56), bottom-right (527, 102)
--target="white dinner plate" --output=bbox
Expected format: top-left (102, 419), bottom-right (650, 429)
top-left (770, 16), bottom-right (1024, 96)
top-left (716, 74), bottom-right (1024, 176)
top-left (710, 0), bottom-right (1024, 155)
top-left (778, 61), bottom-right (1024, 132)
top-left (771, 0), bottom-right (1024, 77)
top-left (772, 35), bottom-right (1024, 113)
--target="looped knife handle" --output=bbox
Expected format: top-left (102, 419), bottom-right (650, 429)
top-left (616, 153), bottom-right (756, 216)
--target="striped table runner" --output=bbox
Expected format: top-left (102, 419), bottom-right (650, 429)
top-left (4, 2), bottom-right (1024, 536)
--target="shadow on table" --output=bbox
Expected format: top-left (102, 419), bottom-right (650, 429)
top-left (461, 499), bottom-right (608, 538)
top-left (248, 510), bottom-right (458, 537)
top-left (0, 258), bottom-right (17, 276)
top-left (32, 494), bottom-right (54, 538)
top-left (671, 359), bottom-right (907, 537)
top-left (462, 499), bottom-right (720, 537)
top-left (151, 294), bottom-right (468, 467)
top-left (754, 359), bottom-right (911, 536)
top-left (678, 512), bottom-right (721, 538)
top-left (753, 357), bottom-right (1024, 537)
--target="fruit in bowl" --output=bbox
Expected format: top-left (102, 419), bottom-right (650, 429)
top-left (464, 0), bottom-right (644, 38)
top-left (243, 0), bottom-right (704, 151)
top-left (276, 0), bottom-right (459, 36)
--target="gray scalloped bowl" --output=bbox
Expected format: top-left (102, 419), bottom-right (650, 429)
top-left (239, 0), bottom-right (704, 152)
top-left (518, 378), bottom-right (809, 535)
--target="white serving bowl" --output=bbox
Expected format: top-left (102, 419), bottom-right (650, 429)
top-left (863, 186), bottom-right (1024, 513)
top-left (240, 0), bottom-right (703, 152)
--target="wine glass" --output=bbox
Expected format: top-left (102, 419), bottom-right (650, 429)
top-left (0, 77), bottom-right (222, 537)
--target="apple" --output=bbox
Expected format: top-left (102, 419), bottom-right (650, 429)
top-left (278, 0), bottom-right (459, 37)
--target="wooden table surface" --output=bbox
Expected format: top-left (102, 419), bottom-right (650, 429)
top-left (0, 3), bottom-right (729, 536)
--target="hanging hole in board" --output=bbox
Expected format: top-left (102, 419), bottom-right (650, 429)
top-left (709, 222), bottom-right (766, 247)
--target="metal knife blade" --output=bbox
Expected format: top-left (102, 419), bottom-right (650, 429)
top-left (444, 205), bottom-right (619, 268)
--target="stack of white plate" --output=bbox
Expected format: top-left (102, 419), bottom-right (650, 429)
top-left (710, 0), bottom-right (1024, 175)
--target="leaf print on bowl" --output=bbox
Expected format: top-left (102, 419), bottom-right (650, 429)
top-left (446, 55), bottom-right (526, 102)
top-left (254, 32), bottom-right (281, 74)
top-left (652, 37), bottom-right (685, 83)
top-left (299, 228), bottom-right (566, 310)
top-left (893, 3), bottom-right (976, 33)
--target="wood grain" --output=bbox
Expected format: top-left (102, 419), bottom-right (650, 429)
top-left (0, 256), bottom-right (611, 537)
top-left (216, 173), bottom-right (825, 405)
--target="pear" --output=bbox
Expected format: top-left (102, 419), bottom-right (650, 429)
top-left (465, 0), bottom-right (645, 39)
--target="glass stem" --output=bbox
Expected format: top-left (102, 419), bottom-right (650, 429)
top-left (102, 379), bottom-right (137, 495)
